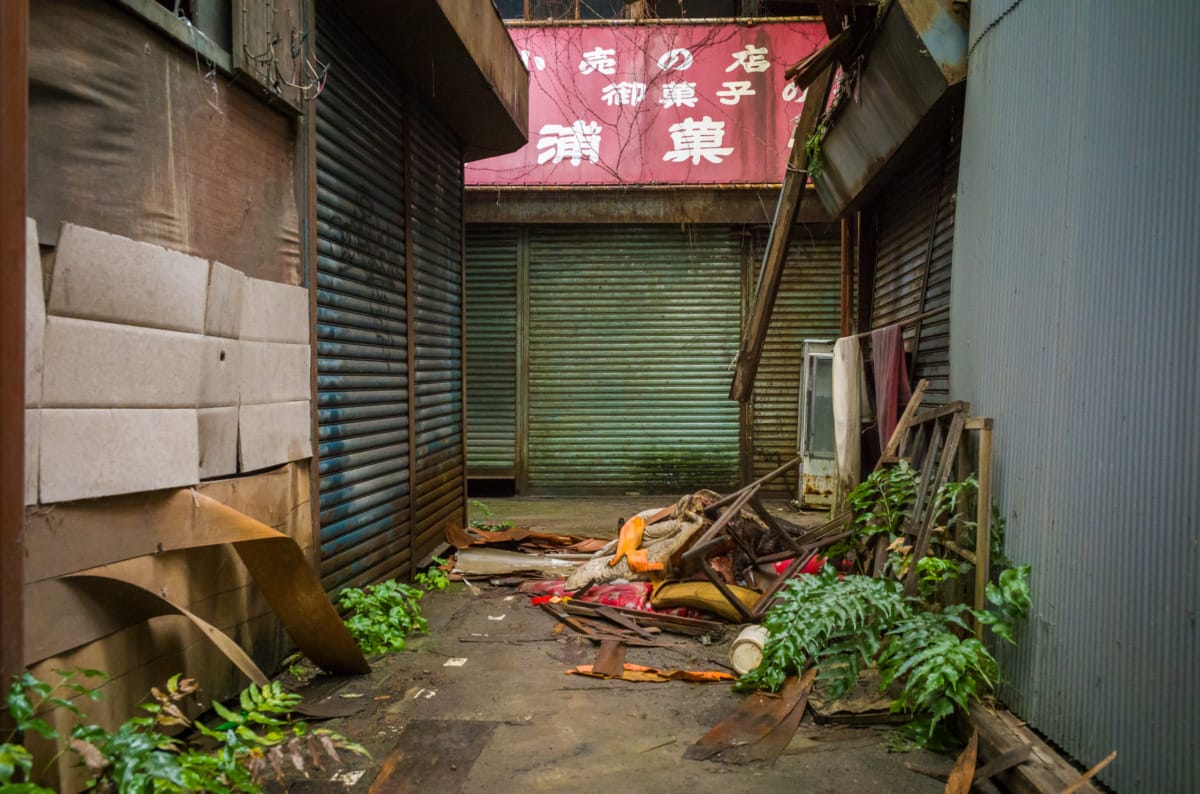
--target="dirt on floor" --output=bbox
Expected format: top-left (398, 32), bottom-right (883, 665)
top-left (276, 497), bottom-right (955, 793)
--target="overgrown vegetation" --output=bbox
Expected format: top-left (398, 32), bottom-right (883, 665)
top-left (1, 671), bottom-right (367, 792)
top-left (468, 500), bottom-right (513, 531)
top-left (338, 579), bottom-right (429, 656)
top-left (804, 123), bottom-right (828, 180)
top-left (741, 463), bottom-right (1033, 749)
top-left (414, 557), bottom-right (450, 592)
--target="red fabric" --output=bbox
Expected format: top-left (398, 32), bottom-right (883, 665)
top-left (519, 579), bottom-right (698, 617)
top-left (871, 324), bottom-right (912, 449)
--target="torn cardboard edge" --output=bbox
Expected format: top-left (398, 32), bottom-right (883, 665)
top-left (24, 486), bottom-right (368, 677)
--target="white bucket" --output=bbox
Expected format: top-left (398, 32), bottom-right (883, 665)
top-left (729, 624), bottom-right (770, 675)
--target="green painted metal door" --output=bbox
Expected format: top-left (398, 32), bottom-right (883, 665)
top-left (526, 226), bottom-right (742, 494)
top-left (750, 227), bottom-right (841, 497)
top-left (464, 226), bottom-right (519, 477)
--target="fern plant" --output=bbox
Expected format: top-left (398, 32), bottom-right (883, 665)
top-left (71, 675), bottom-right (368, 793)
top-left (735, 567), bottom-right (908, 696)
top-left (1, 669), bottom-right (104, 792)
top-left (878, 606), bottom-right (997, 744)
top-left (338, 579), bottom-right (428, 655)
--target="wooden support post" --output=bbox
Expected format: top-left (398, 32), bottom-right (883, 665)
top-left (840, 214), bottom-right (855, 336)
top-left (0, 0), bottom-right (28, 687)
top-left (729, 65), bottom-right (835, 402)
top-left (974, 419), bottom-right (994, 640)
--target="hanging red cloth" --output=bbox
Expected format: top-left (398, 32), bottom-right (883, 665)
top-left (870, 324), bottom-right (911, 449)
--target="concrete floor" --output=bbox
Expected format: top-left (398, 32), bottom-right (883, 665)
top-left (279, 497), bottom-right (953, 792)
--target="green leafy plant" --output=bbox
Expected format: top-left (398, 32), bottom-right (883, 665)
top-left (740, 561), bottom-right (1028, 750)
top-left (1, 669), bottom-right (104, 792)
top-left (468, 500), bottom-right (514, 531)
top-left (915, 556), bottom-right (959, 599)
top-left (878, 606), bottom-right (997, 745)
top-left (414, 557), bottom-right (450, 592)
top-left (846, 461), bottom-right (920, 544)
top-left (735, 567), bottom-right (907, 696)
top-left (804, 123), bottom-right (828, 179)
top-left (338, 579), bottom-right (428, 655)
top-left (3, 672), bottom-right (366, 793)
top-left (973, 563), bottom-right (1032, 644)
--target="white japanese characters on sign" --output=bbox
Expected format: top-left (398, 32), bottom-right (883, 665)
top-left (716, 80), bottom-right (757, 105)
top-left (537, 121), bottom-right (602, 166)
top-left (656, 48), bottom-right (695, 71)
top-left (520, 50), bottom-right (546, 71)
top-left (579, 47), bottom-right (618, 75)
top-left (659, 81), bottom-right (698, 108)
top-left (663, 116), bottom-right (734, 164)
top-left (781, 82), bottom-right (807, 103)
top-left (726, 44), bottom-right (771, 73)
top-left (601, 81), bottom-right (647, 106)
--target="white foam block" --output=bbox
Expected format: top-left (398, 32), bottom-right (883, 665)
top-left (199, 337), bottom-right (241, 408)
top-left (198, 406), bottom-right (239, 479)
top-left (240, 277), bottom-right (309, 344)
top-left (39, 409), bottom-right (199, 503)
top-left (41, 317), bottom-right (203, 408)
top-left (26, 218), bottom-right (45, 407)
top-left (238, 401), bottom-right (312, 472)
top-left (49, 223), bottom-right (209, 333)
top-left (239, 341), bottom-right (311, 405)
top-left (205, 262), bottom-right (246, 339)
top-left (25, 409), bottom-right (39, 506)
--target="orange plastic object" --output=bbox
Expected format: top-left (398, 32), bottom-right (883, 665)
top-left (609, 514), bottom-right (646, 567)
top-left (626, 548), bottom-right (664, 573)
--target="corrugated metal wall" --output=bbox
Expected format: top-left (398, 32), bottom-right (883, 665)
top-left (951, 2), bottom-right (1200, 790)
top-left (408, 100), bottom-right (467, 563)
top-left (870, 128), bottom-right (960, 404)
top-left (526, 226), bottom-right (742, 494)
top-left (464, 227), bottom-right (519, 475)
top-left (314, 5), bottom-right (412, 592)
top-left (751, 225), bottom-right (842, 496)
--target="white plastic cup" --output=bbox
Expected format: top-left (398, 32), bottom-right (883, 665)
top-left (729, 624), bottom-right (770, 675)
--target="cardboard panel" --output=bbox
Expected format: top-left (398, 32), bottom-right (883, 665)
top-left (198, 406), bottom-right (239, 479)
top-left (41, 316), bottom-right (204, 408)
top-left (25, 409), bottom-right (39, 506)
top-left (199, 337), bottom-right (241, 408)
top-left (240, 277), bottom-right (309, 344)
top-left (238, 341), bottom-right (310, 405)
top-left (26, 217), bottom-right (45, 407)
top-left (48, 223), bottom-right (210, 333)
top-left (205, 261), bottom-right (247, 339)
top-left (39, 408), bottom-right (199, 502)
top-left (239, 401), bottom-right (312, 472)
top-left (22, 463), bottom-right (311, 583)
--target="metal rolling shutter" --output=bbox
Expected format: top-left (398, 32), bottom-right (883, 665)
top-left (871, 133), bottom-right (959, 404)
top-left (407, 99), bottom-right (466, 562)
top-left (751, 226), bottom-right (842, 496)
top-left (527, 225), bottom-right (741, 494)
top-left (465, 226), bottom-right (519, 477)
top-left (314, 6), bottom-right (411, 592)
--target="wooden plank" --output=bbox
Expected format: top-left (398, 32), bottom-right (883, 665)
top-left (945, 728), bottom-right (979, 794)
top-left (904, 412), bottom-right (966, 596)
top-left (973, 742), bottom-right (1033, 784)
top-left (877, 379), bottom-right (929, 464)
top-left (1061, 751), bottom-right (1116, 793)
top-left (970, 703), bottom-right (1104, 794)
top-left (908, 400), bottom-right (971, 427)
top-left (840, 215), bottom-right (855, 336)
top-left (729, 64), bottom-right (836, 402)
top-left (974, 422), bottom-right (994, 639)
top-left (561, 601), bottom-right (725, 636)
top-left (592, 639), bottom-right (626, 677)
top-left (715, 668), bottom-right (817, 764)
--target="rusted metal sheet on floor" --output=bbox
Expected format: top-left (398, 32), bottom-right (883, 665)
top-left (315, 3), bottom-right (412, 593)
top-left (750, 225), bottom-right (841, 496)
top-left (408, 97), bottom-right (466, 562)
